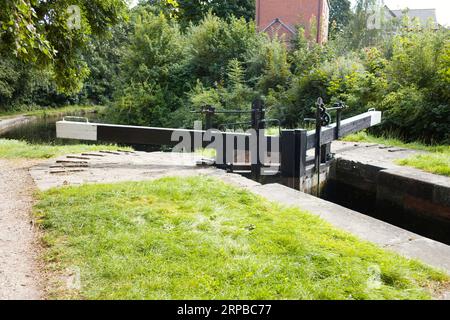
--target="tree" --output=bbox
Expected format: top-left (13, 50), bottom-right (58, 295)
top-left (81, 23), bottom-right (131, 105)
top-left (110, 10), bottom-right (186, 127)
top-left (0, 55), bottom-right (21, 109)
top-left (0, 0), bottom-right (128, 94)
top-left (328, 0), bottom-right (352, 36)
top-left (146, 0), bottom-right (255, 27)
top-left (185, 13), bottom-right (261, 86)
top-left (343, 0), bottom-right (386, 49)
top-left (379, 27), bottom-right (450, 143)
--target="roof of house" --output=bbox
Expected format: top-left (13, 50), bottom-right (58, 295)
top-left (390, 8), bottom-right (438, 25)
top-left (262, 18), bottom-right (296, 35)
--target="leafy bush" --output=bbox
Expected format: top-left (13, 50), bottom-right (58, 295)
top-left (4, 2), bottom-right (448, 145)
top-left (108, 11), bottom-right (186, 127)
top-left (379, 28), bottom-right (450, 143)
top-left (185, 13), bottom-right (262, 86)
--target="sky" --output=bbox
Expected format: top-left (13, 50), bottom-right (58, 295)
top-left (129, 0), bottom-right (450, 26)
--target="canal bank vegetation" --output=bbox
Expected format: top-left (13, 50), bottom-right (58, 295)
top-left (103, 5), bottom-right (449, 145)
top-left (35, 176), bottom-right (448, 300)
top-left (0, 139), bottom-right (130, 160)
top-left (397, 154), bottom-right (450, 177)
top-left (1, 1), bottom-right (448, 146)
top-left (344, 132), bottom-right (450, 177)
top-left (0, 105), bottom-right (104, 119)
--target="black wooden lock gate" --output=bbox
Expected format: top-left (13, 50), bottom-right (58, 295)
top-left (56, 98), bottom-right (382, 191)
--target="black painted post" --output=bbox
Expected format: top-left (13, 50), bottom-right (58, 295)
top-left (320, 107), bottom-right (342, 164)
top-left (221, 133), bottom-right (227, 168)
top-left (251, 99), bottom-right (265, 181)
top-left (315, 99), bottom-right (323, 197)
top-left (297, 129), bottom-right (307, 179)
top-left (280, 130), bottom-right (295, 188)
top-left (320, 143), bottom-right (331, 163)
top-left (336, 108), bottom-right (342, 139)
top-left (259, 103), bottom-right (266, 177)
top-left (280, 129), bottom-right (307, 189)
top-left (250, 101), bottom-right (257, 179)
top-left (205, 106), bottom-right (214, 130)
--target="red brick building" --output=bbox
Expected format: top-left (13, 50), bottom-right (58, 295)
top-left (256, 0), bottom-right (329, 44)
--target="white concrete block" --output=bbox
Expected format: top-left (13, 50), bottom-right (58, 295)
top-left (370, 111), bottom-right (382, 126)
top-left (56, 121), bottom-right (98, 141)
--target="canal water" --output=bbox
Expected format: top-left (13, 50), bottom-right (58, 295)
top-left (0, 114), bottom-right (101, 145)
top-left (0, 114), bottom-right (161, 152)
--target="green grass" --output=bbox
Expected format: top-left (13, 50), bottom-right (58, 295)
top-left (266, 127), bottom-right (281, 136)
top-left (342, 132), bottom-right (446, 152)
top-left (0, 139), bottom-right (131, 159)
top-left (343, 132), bottom-right (450, 177)
top-left (0, 105), bottom-right (103, 119)
top-left (397, 154), bottom-right (450, 177)
top-left (35, 176), bottom-right (448, 300)
top-left (195, 148), bottom-right (217, 159)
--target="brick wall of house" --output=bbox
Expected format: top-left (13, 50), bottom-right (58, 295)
top-left (256, 0), bottom-right (329, 43)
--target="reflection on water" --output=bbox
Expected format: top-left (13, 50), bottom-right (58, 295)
top-left (0, 114), bottom-right (101, 145)
top-left (0, 114), bottom-right (162, 152)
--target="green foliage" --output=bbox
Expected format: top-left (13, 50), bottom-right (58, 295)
top-left (108, 10), bottom-right (186, 127)
top-left (148, 0), bottom-right (256, 27)
top-left (188, 59), bottom-right (258, 126)
top-left (0, 53), bottom-right (67, 111)
top-left (186, 14), bottom-right (261, 86)
top-left (0, 0), bottom-right (128, 93)
top-left (328, 0), bottom-right (353, 36)
top-left (80, 30), bottom-right (125, 105)
top-left (3, 2), bottom-right (448, 145)
top-left (290, 28), bottom-right (335, 75)
top-left (378, 28), bottom-right (450, 143)
top-left (36, 176), bottom-right (448, 299)
top-left (0, 105), bottom-right (103, 118)
top-left (0, 55), bottom-right (20, 105)
top-left (343, 0), bottom-right (386, 49)
top-left (254, 39), bottom-right (292, 94)
top-left (278, 25), bottom-right (449, 143)
top-left (222, 59), bottom-right (258, 111)
top-left (108, 10), bottom-right (267, 128)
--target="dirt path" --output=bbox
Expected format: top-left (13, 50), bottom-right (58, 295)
top-left (0, 159), bottom-right (41, 300)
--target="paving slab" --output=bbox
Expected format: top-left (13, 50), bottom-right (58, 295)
top-left (30, 151), bottom-right (258, 191)
top-left (331, 141), bottom-right (423, 168)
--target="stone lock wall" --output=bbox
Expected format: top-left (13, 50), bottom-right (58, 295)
top-left (327, 158), bottom-right (450, 244)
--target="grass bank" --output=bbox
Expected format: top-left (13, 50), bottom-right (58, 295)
top-left (35, 176), bottom-right (448, 300)
top-left (0, 139), bottom-right (131, 159)
top-left (0, 105), bottom-right (103, 119)
top-left (343, 132), bottom-right (450, 177)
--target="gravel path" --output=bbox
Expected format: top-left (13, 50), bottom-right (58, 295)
top-left (0, 159), bottom-right (41, 300)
